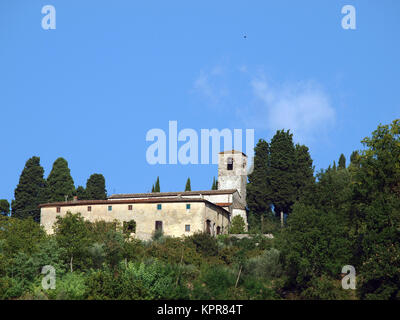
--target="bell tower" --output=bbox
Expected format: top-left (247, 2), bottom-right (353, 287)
top-left (217, 150), bottom-right (247, 211)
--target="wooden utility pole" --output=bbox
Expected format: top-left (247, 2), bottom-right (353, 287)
top-left (280, 211), bottom-right (284, 228)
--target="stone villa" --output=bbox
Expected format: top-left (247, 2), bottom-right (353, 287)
top-left (40, 150), bottom-right (248, 240)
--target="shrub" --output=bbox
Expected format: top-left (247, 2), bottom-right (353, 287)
top-left (229, 216), bottom-right (246, 234)
top-left (243, 248), bottom-right (282, 280)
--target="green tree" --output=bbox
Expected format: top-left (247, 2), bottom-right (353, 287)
top-left (54, 212), bottom-right (91, 272)
top-left (269, 130), bottom-right (297, 216)
top-left (12, 156), bottom-right (49, 222)
top-left (294, 144), bottom-right (315, 203)
top-left (338, 154), bottom-right (346, 169)
top-left (75, 186), bottom-right (87, 200)
top-left (351, 119), bottom-right (400, 299)
top-left (211, 177), bottom-right (217, 190)
top-left (350, 150), bottom-right (359, 164)
top-left (0, 200), bottom-right (10, 216)
top-left (154, 177), bottom-right (160, 192)
top-left (229, 215), bottom-right (246, 234)
top-left (280, 203), bottom-right (352, 289)
top-left (185, 178), bottom-right (191, 191)
top-left (47, 158), bottom-right (75, 203)
top-left (85, 174), bottom-right (107, 200)
top-left (247, 139), bottom-right (271, 219)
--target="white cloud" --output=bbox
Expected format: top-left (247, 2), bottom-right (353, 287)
top-left (248, 77), bottom-right (336, 142)
top-left (192, 64), bottom-right (336, 143)
top-left (192, 66), bottom-right (229, 106)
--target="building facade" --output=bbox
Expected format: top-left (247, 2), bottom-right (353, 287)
top-left (40, 150), bottom-right (248, 239)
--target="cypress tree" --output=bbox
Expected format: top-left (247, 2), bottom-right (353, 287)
top-left (269, 130), bottom-right (297, 215)
top-left (294, 144), bottom-right (315, 203)
top-left (247, 139), bottom-right (271, 218)
top-left (154, 177), bottom-right (160, 192)
top-left (47, 158), bottom-right (75, 202)
top-left (211, 177), bottom-right (216, 190)
top-left (0, 199), bottom-right (10, 216)
top-left (338, 153), bottom-right (346, 169)
top-left (75, 186), bottom-right (87, 200)
top-left (185, 178), bottom-right (191, 191)
top-left (85, 174), bottom-right (107, 200)
top-left (151, 184), bottom-right (155, 193)
top-left (12, 156), bottom-right (49, 222)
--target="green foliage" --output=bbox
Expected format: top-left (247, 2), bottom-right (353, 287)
top-left (192, 265), bottom-right (236, 299)
top-left (185, 178), bottom-right (191, 191)
top-left (0, 200), bottom-right (10, 216)
top-left (229, 216), bottom-right (246, 234)
top-left (338, 154), bottom-right (346, 169)
top-left (351, 119), bottom-right (400, 299)
top-left (247, 139), bottom-right (271, 222)
top-left (0, 216), bottom-right (46, 258)
top-left (47, 158), bottom-right (75, 202)
top-left (280, 203), bottom-right (352, 288)
top-left (211, 177), bottom-right (217, 190)
top-left (85, 174), bottom-right (107, 200)
top-left (49, 272), bottom-right (88, 300)
top-left (153, 176), bottom-right (160, 192)
top-left (269, 130), bottom-right (297, 215)
top-left (186, 232), bottom-right (219, 257)
top-left (12, 156), bottom-right (48, 221)
top-left (54, 212), bottom-right (91, 272)
top-left (243, 248), bottom-right (282, 280)
top-left (123, 219), bottom-right (136, 235)
top-left (75, 186), bottom-right (87, 200)
top-left (151, 228), bottom-right (164, 242)
top-left (300, 276), bottom-right (353, 300)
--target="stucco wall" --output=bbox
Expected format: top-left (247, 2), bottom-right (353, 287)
top-left (40, 201), bottom-right (230, 240)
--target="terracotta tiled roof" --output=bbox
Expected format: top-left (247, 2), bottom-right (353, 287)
top-left (215, 203), bottom-right (233, 207)
top-left (108, 189), bottom-right (237, 199)
top-left (38, 198), bottom-right (231, 214)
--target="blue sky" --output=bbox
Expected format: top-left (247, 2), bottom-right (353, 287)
top-left (0, 0), bottom-right (399, 202)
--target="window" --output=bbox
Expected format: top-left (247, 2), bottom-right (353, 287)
top-left (128, 205), bottom-right (133, 211)
top-left (157, 204), bottom-right (162, 210)
top-left (227, 157), bottom-right (233, 170)
top-left (216, 226), bottom-right (221, 235)
top-left (155, 220), bottom-right (163, 231)
top-left (123, 220), bottom-right (136, 234)
top-left (206, 220), bottom-right (211, 234)
top-left (108, 206), bottom-right (112, 212)
top-left (88, 206), bottom-right (91, 212)
top-left (186, 204), bottom-right (190, 210)
top-left (56, 207), bottom-right (60, 213)
top-left (185, 225), bottom-right (190, 232)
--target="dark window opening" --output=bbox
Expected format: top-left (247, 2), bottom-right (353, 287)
top-left (157, 204), bottom-right (162, 210)
top-left (128, 205), bottom-right (133, 210)
top-left (88, 206), bottom-right (91, 212)
top-left (123, 220), bottom-right (136, 234)
top-left (227, 157), bottom-right (233, 170)
top-left (216, 226), bottom-right (221, 235)
top-left (108, 206), bottom-right (112, 211)
top-left (155, 220), bottom-right (163, 231)
top-left (56, 207), bottom-right (60, 213)
top-left (185, 224), bottom-right (190, 232)
top-left (206, 220), bottom-right (211, 234)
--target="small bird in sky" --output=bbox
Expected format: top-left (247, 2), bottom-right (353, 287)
top-left (243, 35), bottom-right (247, 38)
